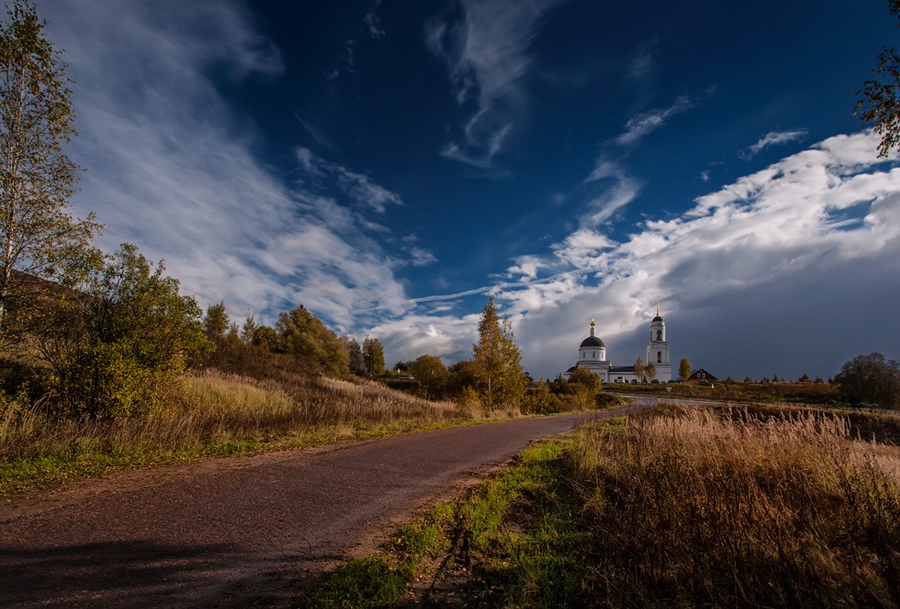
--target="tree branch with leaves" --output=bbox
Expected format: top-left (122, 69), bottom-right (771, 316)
top-left (0, 0), bottom-right (100, 335)
top-left (855, 0), bottom-right (900, 157)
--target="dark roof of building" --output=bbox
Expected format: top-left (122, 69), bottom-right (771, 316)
top-left (580, 336), bottom-right (605, 348)
top-left (652, 315), bottom-right (663, 322)
top-left (609, 366), bottom-right (635, 373)
top-left (566, 366), bottom-right (577, 373)
top-left (687, 368), bottom-right (718, 381)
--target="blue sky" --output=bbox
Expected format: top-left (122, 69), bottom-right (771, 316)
top-left (38, 0), bottom-right (899, 381)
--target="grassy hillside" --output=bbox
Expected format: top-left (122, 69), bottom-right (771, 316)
top-left (0, 367), bottom-right (471, 495)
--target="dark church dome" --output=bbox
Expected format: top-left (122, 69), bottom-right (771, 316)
top-left (580, 336), bottom-right (605, 348)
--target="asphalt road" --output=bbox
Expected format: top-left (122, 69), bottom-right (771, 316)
top-left (0, 405), bottom-right (646, 608)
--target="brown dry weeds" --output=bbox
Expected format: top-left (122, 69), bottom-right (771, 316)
top-left (568, 404), bottom-right (900, 607)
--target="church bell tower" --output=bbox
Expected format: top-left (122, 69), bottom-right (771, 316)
top-left (646, 301), bottom-right (672, 381)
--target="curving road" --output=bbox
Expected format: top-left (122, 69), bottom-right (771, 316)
top-left (0, 404), bottom-right (648, 608)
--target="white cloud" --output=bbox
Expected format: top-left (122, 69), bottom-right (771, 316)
top-left (740, 129), bottom-right (808, 159)
top-left (426, 0), bottom-right (556, 168)
top-left (40, 0), bottom-right (411, 331)
top-left (614, 95), bottom-right (694, 146)
top-left (627, 40), bottom-right (657, 82)
top-left (364, 1), bottom-right (385, 38)
top-left (552, 229), bottom-right (616, 268)
top-left (407, 247), bottom-right (438, 267)
top-left (295, 148), bottom-right (403, 213)
top-left (581, 160), bottom-right (643, 225)
top-left (372, 131), bottom-right (900, 380)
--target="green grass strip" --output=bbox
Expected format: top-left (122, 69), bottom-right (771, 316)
top-left (297, 432), bottom-right (601, 609)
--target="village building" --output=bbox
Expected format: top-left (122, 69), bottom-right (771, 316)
top-left (687, 368), bottom-right (718, 383)
top-left (565, 305), bottom-right (672, 383)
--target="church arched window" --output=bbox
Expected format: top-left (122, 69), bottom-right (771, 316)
top-left (656, 329), bottom-right (662, 341)
top-left (657, 352), bottom-right (662, 363)
top-left (592, 351), bottom-right (596, 359)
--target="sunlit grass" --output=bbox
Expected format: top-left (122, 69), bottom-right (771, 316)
top-left (0, 369), bottom-right (472, 495)
top-left (299, 405), bottom-right (900, 608)
top-left (568, 404), bottom-right (900, 606)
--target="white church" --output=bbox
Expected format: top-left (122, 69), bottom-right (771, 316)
top-left (564, 306), bottom-right (672, 383)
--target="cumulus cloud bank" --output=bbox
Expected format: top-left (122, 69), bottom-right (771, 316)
top-left (377, 132), bottom-right (899, 380)
top-left (37, 1), bottom-right (899, 381)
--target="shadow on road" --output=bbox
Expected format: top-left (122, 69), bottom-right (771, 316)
top-left (0, 539), bottom-right (245, 608)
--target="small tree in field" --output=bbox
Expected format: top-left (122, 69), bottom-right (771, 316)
top-left (646, 362), bottom-right (657, 382)
top-left (0, 0), bottom-right (100, 335)
top-left (834, 352), bottom-right (900, 408)
top-left (473, 297), bottom-right (524, 409)
top-left (345, 338), bottom-right (364, 375)
top-left (634, 356), bottom-right (645, 382)
top-left (202, 301), bottom-right (229, 342)
top-left (679, 357), bottom-right (691, 381)
top-left (276, 306), bottom-right (349, 376)
top-left (568, 367), bottom-right (602, 394)
top-left (240, 312), bottom-right (257, 344)
top-left (363, 337), bottom-right (385, 377)
top-left (410, 354), bottom-right (448, 399)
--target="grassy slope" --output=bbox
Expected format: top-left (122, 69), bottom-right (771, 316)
top-left (0, 369), bottom-right (478, 496)
top-left (300, 404), bottom-right (900, 608)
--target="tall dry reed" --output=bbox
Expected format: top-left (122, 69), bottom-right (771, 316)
top-left (568, 404), bottom-right (900, 607)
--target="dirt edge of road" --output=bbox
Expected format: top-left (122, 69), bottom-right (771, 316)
top-left (218, 458), bottom-right (519, 609)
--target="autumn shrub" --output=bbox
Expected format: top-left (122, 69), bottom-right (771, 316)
top-left (522, 382), bottom-right (562, 415)
top-left (567, 405), bottom-right (900, 606)
top-left (455, 385), bottom-right (483, 417)
top-left (32, 244), bottom-right (208, 418)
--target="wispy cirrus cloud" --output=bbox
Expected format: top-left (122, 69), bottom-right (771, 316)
top-left (614, 94), bottom-right (694, 146)
top-left (40, 0), bottom-right (412, 331)
top-left (295, 114), bottom-right (337, 150)
top-left (626, 39), bottom-right (658, 82)
top-left (295, 148), bottom-right (403, 214)
top-left (581, 161), bottom-right (643, 226)
top-left (739, 129), bottom-right (808, 159)
top-left (364, 0), bottom-right (385, 38)
top-left (426, 0), bottom-right (557, 169)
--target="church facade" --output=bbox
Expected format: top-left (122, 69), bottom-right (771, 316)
top-left (565, 307), bottom-right (672, 383)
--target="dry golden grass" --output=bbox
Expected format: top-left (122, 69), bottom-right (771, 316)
top-left (568, 404), bottom-right (900, 607)
top-left (0, 369), bottom-right (472, 494)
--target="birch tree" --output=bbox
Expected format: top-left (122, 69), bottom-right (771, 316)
top-left (0, 0), bottom-right (99, 332)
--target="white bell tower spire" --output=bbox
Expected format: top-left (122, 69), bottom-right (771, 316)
top-left (646, 304), bottom-right (671, 381)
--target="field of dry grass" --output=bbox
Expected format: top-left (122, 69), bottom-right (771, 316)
top-left (568, 404), bottom-right (900, 606)
top-left (605, 379), bottom-right (843, 406)
top-left (0, 369), bottom-right (469, 495)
